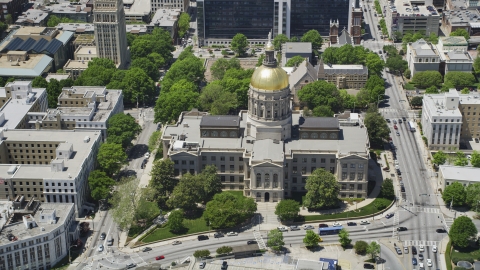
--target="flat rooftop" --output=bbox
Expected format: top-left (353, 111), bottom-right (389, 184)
top-left (440, 165), bottom-right (480, 182)
top-left (125, 0), bottom-right (151, 16)
top-left (64, 59), bottom-right (90, 69)
top-left (0, 88), bottom-right (47, 129)
top-left (150, 9), bottom-right (180, 27)
top-left (0, 203), bottom-right (74, 245)
top-left (0, 54), bottom-right (53, 77)
top-left (410, 39), bottom-right (438, 57)
top-left (283, 42), bottom-right (312, 54)
top-left (391, 0), bottom-right (438, 17)
top-left (440, 36), bottom-right (468, 46)
top-left (76, 46), bottom-right (96, 56)
top-left (45, 73), bottom-right (70, 82)
top-left (324, 64), bottom-right (368, 75)
top-left (0, 129), bottom-right (101, 180)
top-left (423, 92), bottom-right (463, 118)
top-left (57, 23), bottom-right (94, 34)
top-left (443, 51), bottom-right (472, 61)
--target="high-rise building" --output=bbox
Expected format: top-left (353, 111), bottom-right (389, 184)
top-left (93, 0), bottom-right (129, 68)
top-left (197, 0), bottom-right (355, 46)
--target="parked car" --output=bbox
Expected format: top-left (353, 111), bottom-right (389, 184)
top-left (393, 120), bottom-right (397, 124)
top-left (401, 186), bottom-right (406, 192)
top-left (426, 259), bottom-right (432, 267)
top-left (155, 255), bottom-right (165, 260)
top-left (397, 227), bottom-right (408, 231)
top-left (332, 222), bottom-right (342, 227)
top-left (98, 244), bottom-right (104, 252)
top-left (419, 254), bottom-right (424, 260)
top-left (397, 169), bottom-right (401, 175)
top-left (412, 246), bottom-right (417, 255)
top-left (398, 119), bottom-right (403, 123)
top-left (199, 262), bottom-right (206, 269)
top-left (277, 226), bottom-right (288, 232)
top-left (226, 232), bottom-right (238, 236)
top-left (395, 247), bottom-right (402, 255)
top-left (172, 241), bottom-right (182, 245)
top-left (319, 223), bottom-right (328, 228)
top-left (126, 263), bottom-right (137, 269)
top-left (436, 228), bottom-right (447, 233)
top-left (198, 235), bottom-right (209, 241)
top-left (290, 226), bottom-right (300, 231)
top-left (432, 246), bottom-right (437, 253)
top-left (419, 262), bottom-right (424, 269)
top-left (100, 232), bottom-right (106, 240)
top-left (412, 258), bottom-right (418, 265)
top-left (404, 247), bottom-right (409, 254)
top-left (386, 119), bottom-right (391, 123)
top-left (394, 125), bottom-right (398, 130)
top-left (360, 220), bottom-right (370, 225)
top-left (396, 131), bottom-right (400, 136)
top-left (142, 247), bottom-right (152, 252)
top-left (364, 263), bottom-right (375, 269)
top-left (144, 152), bottom-right (150, 158)
top-left (419, 245), bottom-right (425, 252)
top-left (303, 225), bottom-right (315, 230)
top-left (347, 222), bottom-right (357, 226)
top-left (385, 213), bottom-right (394, 219)
top-left (214, 232), bottom-right (224, 238)
top-left (402, 117), bottom-right (406, 121)
top-left (247, 240), bottom-right (257, 245)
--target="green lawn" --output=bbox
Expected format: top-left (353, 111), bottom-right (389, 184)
top-left (451, 245), bottom-right (480, 264)
top-left (404, 83), bottom-right (416, 90)
top-left (296, 197), bottom-right (393, 222)
top-left (141, 211), bottom-right (210, 243)
top-left (223, 190), bottom-right (244, 199)
top-left (445, 241), bottom-right (452, 270)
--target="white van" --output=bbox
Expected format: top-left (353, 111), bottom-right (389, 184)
top-left (419, 263), bottom-right (424, 269)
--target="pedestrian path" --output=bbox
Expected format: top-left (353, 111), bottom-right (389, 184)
top-left (255, 202), bottom-right (279, 227)
top-left (444, 217), bottom-right (454, 230)
top-left (400, 206), bottom-right (440, 214)
top-left (403, 240), bottom-right (438, 247)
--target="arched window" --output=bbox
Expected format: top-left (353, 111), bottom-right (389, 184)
top-left (301, 133), bottom-right (309, 139)
top-left (273, 174), bottom-right (278, 188)
top-left (256, 173), bottom-right (261, 187)
top-left (330, 133), bottom-right (337, 139)
top-left (311, 133), bottom-right (318, 139)
top-left (264, 173), bottom-right (270, 187)
top-left (320, 133), bottom-right (327, 139)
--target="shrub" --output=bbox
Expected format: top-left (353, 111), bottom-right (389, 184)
top-left (354, 240), bottom-right (368, 254)
top-left (422, 136), bottom-right (428, 146)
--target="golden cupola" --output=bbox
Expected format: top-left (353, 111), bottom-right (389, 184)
top-left (250, 32), bottom-right (289, 91)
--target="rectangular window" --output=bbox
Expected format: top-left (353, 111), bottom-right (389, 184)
top-left (292, 177), bottom-right (297, 183)
top-left (211, 156), bottom-right (216, 161)
top-left (342, 172), bottom-right (347, 180)
top-left (321, 158), bottom-right (326, 163)
top-left (301, 167), bottom-right (306, 174)
top-left (292, 166), bottom-right (297, 174)
top-left (358, 164), bottom-right (364, 168)
top-left (220, 156), bottom-right (225, 161)
top-left (293, 158), bottom-right (297, 163)
top-left (202, 156), bottom-right (207, 161)
top-left (350, 184), bottom-right (355, 190)
top-left (229, 156), bottom-right (234, 161)
top-left (239, 165), bottom-right (244, 173)
top-left (330, 167), bottom-right (335, 173)
top-left (341, 184), bottom-right (346, 190)
top-left (330, 159), bottom-right (335, 163)
top-left (357, 173), bottom-right (364, 180)
top-left (311, 158), bottom-right (316, 163)
top-left (302, 158), bottom-right (307, 163)
top-left (358, 184), bottom-right (363, 190)
top-left (350, 164), bottom-right (356, 168)
top-left (181, 160), bottom-right (186, 165)
top-left (221, 176), bottom-right (225, 182)
top-left (342, 164), bottom-right (347, 168)
top-left (230, 165), bottom-right (234, 173)
top-left (230, 176), bottom-right (235, 182)
top-left (189, 160), bottom-right (194, 165)
top-left (220, 165), bottom-right (225, 172)
top-left (350, 173), bottom-right (355, 180)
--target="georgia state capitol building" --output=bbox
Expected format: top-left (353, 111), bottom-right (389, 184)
top-left (161, 34), bottom-right (370, 202)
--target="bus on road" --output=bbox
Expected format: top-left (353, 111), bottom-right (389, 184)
top-left (318, 226), bottom-right (343, 235)
top-left (408, 121), bottom-right (416, 132)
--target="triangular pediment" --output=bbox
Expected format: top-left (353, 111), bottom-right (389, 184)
top-left (251, 161), bottom-right (283, 168)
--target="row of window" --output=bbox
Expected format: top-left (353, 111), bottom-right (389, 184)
top-left (292, 158), bottom-right (336, 163)
top-left (341, 163), bottom-right (365, 169)
top-left (9, 149), bottom-right (54, 154)
top-left (5, 188), bottom-right (44, 192)
top-left (341, 172), bottom-right (364, 180)
top-left (200, 156), bottom-right (243, 162)
top-left (433, 118), bottom-right (460, 122)
top-left (292, 166), bottom-right (334, 174)
top-left (6, 144), bottom-right (57, 148)
top-left (300, 132), bottom-right (338, 139)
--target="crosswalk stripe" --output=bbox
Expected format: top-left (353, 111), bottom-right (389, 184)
top-left (400, 207), bottom-right (440, 214)
top-left (403, 240), bottom-right (437, 247)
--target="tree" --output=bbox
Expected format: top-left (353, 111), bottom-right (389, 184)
top-left (298, 81), bottom-right (343, 113)
top-left (275, 199), bottom-right (300, 221)
top-left (425, 86), bottom-right (439, 94)
top-left (198, 83), bottom-right (237, 115)
top-left (450, 29), bottom-right (470, 40)
top-left (193, 250), bottom-right (211, 258)
top-left (130, 29), bottom-right (174, 62)
top-left (231, 33), bottom-right (249, 56)
top-left (257, 54), bottom-right (265, 67)
top-left (303, 230), bottom-right (320, 248)
top-left (204, 192), bottom-right (257, 228)
top-left (311, 105), bottom-right (334, 117)
top-left (286, 55), bottom-right (306, 67)
top-left (366, 52), bottom-right (385, 75)
top-left (366, 241), bottom-right (381, 259)
top-left (107, 113), bottom-right (142, 149)
top-left (110, 67), bottom-right (156, 104)
top-left (131, 57), bottom-right (159, 81)
top-left (198, 165), bottom-right (222, 202)
top-left (444, 71), bottom-right (476, 88)
top-left (461, 88), bottom-right (470, 94)
top-left (150, 159), bottom-right (176, 200)
top-left (75, 58), bottom-right (117, 87)
top-left (432, 151), bottom-right (447, 165)
top-left (470, 150), bottom-right (480, 168)
top-left (167, 173), bottom-right (201, 209)
top-left (160, 54), bottom-right (204, 93)
top-left (110, 177), bottom-right (140, 230)
top-left (210, 58), bottom-right (241, 80)
top-left (267, 229), bottom-right (284, 252)
top-left (273, 34), bottom-right (289, 51)
top-left (168, 209), bottom-right (185, 233)
top-left (32, 76), bottom-right (48, 88)
top-left (47, 15), bottom-right (61, 27)
top-left (449, 216), bottom-right (478, 248)
top-left (46, 79), bottom-right (62, 108)
top-left (135, 192), bottom-right (161, 221)
top-left (412, 71), bottom-right (443, 89)
top-left (97, 143), bottom-right (127, 176)
top-left (354, 241), bottom-right (368, 254)
top-left (216, 246), bottom-right (233, 255)
top-left (338, 228), bottom-right (352, 248)
top-left (364, 111), bottom-right (390, 146)
top-left (411, 96), bottom-right (423, 107)
top-left (385, 56), bottom-right (408, 74)
top-left (88, 170), bottom-right (115, 201)
top-left (473, 56), bottom-right (480, 73)
top-left (339, 90), bottom-right (356, 109)
top-left (220, 68), bottom-right (254, 109)
top-left (301, 29), bottom-right (322, 51)
top-left (428, 32), bottom-right (439, 44)
top-left (454, 151), bottom-right (469, 166)
top-left (380, 178), bottom-right (394, 199)
top-left (465, 183), bottom-right (480, 209)
top-left (442, 182), bottom-right (466, 207)
top-left (304, 168), bottom-right (340, 209)
top-left (154, 79), bottom-right (199, 123)
top-left (178, 13), bottom-right (191, 38)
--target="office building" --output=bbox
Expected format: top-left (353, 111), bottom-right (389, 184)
top-left (406, 39), bottom-right (441, 77)
top-left (94, 0), bottom-right (129, 68)
top-left (439, 165), bottom-right (480, 189)
top-left (0, 128), bottom-right (101, 215)
top-left (0, 200), bottom-right (77, 270)
top-left (437, 36), bottom-right (468, 52)
top-left (0, 0), bottom-right (27, 23)
top-left (441, 7), bottom-right (480, 36)
top-left (440, 50), bottom-right (474, 75)
top-left (197, 0), bottom-right (354, 46)
top-left (123, 0), bottom-right (151, 22)
top-left (161, 36), bottom-right (370, 201)
top-left (384, 0), bottom-right (440, 37)
top-left (151, 0), bottom-right (188, 13)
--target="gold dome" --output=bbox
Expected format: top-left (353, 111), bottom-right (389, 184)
top-left (265, 41), bottom-right (275, 51)
top-left (250, 65), bottom-right (289, 91)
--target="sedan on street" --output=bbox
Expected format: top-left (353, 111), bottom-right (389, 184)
top-left (226, 232), bottom-right (238, 236)
top-left (360, 220), bottom-right (370, 225)
top-left (412, 258), bottom-right (418, 265)
top-left (172, 241), bottom-right (181, 245)
top-left (290, 226), bottom-right (300, 231)
top-left (303, 225), bottom-right (315, 230)
top-left (155, 255), bottom-right (165, 260)
top-left (332, 222), bottom-right (341, 227)
top-left (385, 213), bottom-right (394, 219)
top-left (347, 222), bottom-right (357, 226)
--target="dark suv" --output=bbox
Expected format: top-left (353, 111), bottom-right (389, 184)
top-left (198, 235), bottom-right (209, 241)
top-left (364, 263), bottom-right (375, 269)
top-left (412, 246), bottom-right (417, 255)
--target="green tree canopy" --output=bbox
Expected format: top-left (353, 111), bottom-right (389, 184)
top-left (168, 209), bottom-right (185, 233)
top-left (150, 158), bottom-right (176, 200)
top-left (275, 199), bottom-right (300, 221)
top-left (339, 90), bottom-right (356, 109)
top-left (46, 79), bottom-right (62, 108)
top-left (286, 55), bottom-right (306, 67)
top-left (465, 183), bottom-right (480, 209)
top-left (301, 29), bottom-right (322, 50)
top-left (193, 250), bottom-right (211, 258)
top-left (470, 150), bottom-right (480, 168)
top-left (303, 230), bottom-right (320, 248)
top-left (385, 55), bottom-right (408, 74)
top-left (444, 71), bottom-right (476, 88)
top-left (450, 29), bottom-right (470, 40)
top-left (107, 113), bottom-right (142, 149)
top-left (216, 246), bottom-right (233, 255)
top-left (32, 76), bottom-right (48, 88)
top-left (304, 168), bottom-right (340, 209)
top-left (204, 192), bottom-right (257, 229)
top-left (210, 58), bottom-right (241, 80)
top-left (298, 80), bottom-right (343, 113)
top-left (432, 151), bottom-right (447, 165)
top-left (425, 86), bottom-right (439, 94)
top-left (412, 71), bottom-right (443, 89)
top-left (160, 55), bottom-right (205, 92)
top-left (154, 79), bottom-right (199, 123)
top-left (381, 178), bottom-right (395, 199)
top-left (311, 105), bottom-right (335, 117)
top-left (364, 110), bottom-right (390, 146)
top-left (130, 28), bottom-right (174, 62)
top-left (198, 83), bottom-right (238, 115)
top-left (231, 33), bottom-right (249, 56)
top-left (178, 13), bottom-right (191, 38)
top-left (88, 170), bottom-right (115, 201)
top-left (338, 228), bottom-right (352, 248)
top-left (74, 58), bottom-right (117, 87)
top-left (109, 67), bottom-right (156, 104)
top-left (97, 143), bottom-right (127, 176)
top-left (454, 151), bottom-right (469, 166)
top-left (366, 241), bottom-right (381, 259)
top-left (354, 241), bottom-right (368, 254)
top-left (442, 182), bottom-right (466, 206)
top-left (273, 34), bottom-right (289, 51)
top-left (449, 216), bottom-right (478, 248)
top-left (474, 56), bottom-right (480, 73)
top-left (322, 45), bottom-right (369, 65)
top-left (219, 68), bottom-right (254, 109)
top-left (366, 52), bottom-right (385, 75)
top-left (109, 177), bottom-right (140, 230)
top-left (411, 96), bottom-right (423, 107)
top-left (267, 229), bottom-right (284, 251)
top-left (131, 57), bottom-right (159, 81)
top-left (167, 173), bottom-right (201, 209)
